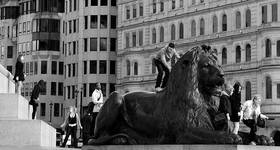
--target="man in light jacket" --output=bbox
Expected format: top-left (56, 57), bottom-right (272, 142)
top-left (91, 83), bottom-right (104, 131)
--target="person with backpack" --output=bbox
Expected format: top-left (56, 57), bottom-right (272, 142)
top-left (81, 102), bottom-right (94, 145)
top-left (29, 80), bottom-right (44, 120)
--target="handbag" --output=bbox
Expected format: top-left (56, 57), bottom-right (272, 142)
top-left (257, 115), bottom-right (266, 128)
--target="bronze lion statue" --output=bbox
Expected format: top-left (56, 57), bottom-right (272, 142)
top-left (88, 45), bottom-right (242, 145)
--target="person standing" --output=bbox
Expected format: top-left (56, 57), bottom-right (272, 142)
top-left (91, 83), bottom-right (104, 132)
top-left (13, 55), bottom-right (25, 94)
top-left (153, 43), bottom-right (180, 92)
top-left (230, 82), bottom-right (242, 134)
top-left (81, 102), bottom-right (94, 145)
top-left (61, 106), bottom-right (83, 148)
top-left (241, 94), bottom-right (268, 143)
top-left (29, 80), bottom-right (44, 120)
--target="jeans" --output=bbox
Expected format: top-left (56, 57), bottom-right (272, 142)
top-left (243, 119), bottom-right (257, 142)
top-left (32, 104), bottom-right (38, 119)
top-left (62, 126), bottom-right (77, 147)
top-left (154, 58), bottom-right (169, 88)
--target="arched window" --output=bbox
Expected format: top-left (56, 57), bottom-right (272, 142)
top-left (246, 44), bottom-right (251, 62)
top-left (222, 14), bottom-right (227, 31)
top-left (134, 62), bottom-right (138, 75)
top-left (179, 23), bottom-right (184, 39)
top-left (245, 81), bottom-right (252, 100)
top-left (191, 20), bottom-right (196, 37)
top-left (152, 28), bottom-right (156, 44)
top-left (213, 15), bottom-right (218, 33)
top-left (277, 40), bottom-right (280, 57)
top-left (236, 45), bottom-right (241, 63)
top-left (200, 18), bottom-right (205, 35)
top-left (266, 76), bottom-right (272, 99)
top-left (236, 11), bottom-right (241, 29)
top-left (222, 48), bottom-right (227, 65)
top-left (180, 0), bottom-right (183, 7)
top-left (265, 39), bottom-right (271, 57)
top-left (192, 0), bottom-right (195, 5)
top-left (160, 26), bottom-right (164, 42)
top-left (246, 9), bottom-right (251, 27)
top-left (171, 24), bottom-right (176, 40)
top-left (172, 0), bottom-right (175, 9)
top-left (126, 60), bottom-right (130, 76)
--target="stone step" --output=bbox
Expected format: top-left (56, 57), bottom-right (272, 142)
top-left (0, 146), bottom-right (79, 150)
top-left (82, 145), bottom-right (280, 150)
top-left (0, 93), bottom-right (32, 120)
top-left (0, 120), bottom-right (56, 147)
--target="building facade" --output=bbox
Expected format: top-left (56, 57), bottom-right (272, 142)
top-left (0, 0), bottom-right (117, 130)
top-left (117, 0), bottom-right (280, 139)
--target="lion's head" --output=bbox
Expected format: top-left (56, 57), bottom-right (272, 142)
top-left (165, 45), bottom-right (224, 107)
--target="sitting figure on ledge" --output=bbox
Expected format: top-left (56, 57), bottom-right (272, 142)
top-left (88, 45), bottom-right (242, 145)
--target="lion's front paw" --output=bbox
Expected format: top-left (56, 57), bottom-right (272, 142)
top-left (219, 133), bottom-right (242, 144)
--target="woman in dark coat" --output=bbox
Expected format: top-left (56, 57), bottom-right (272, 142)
top-left (29, 80), bottom-right (44, 119)
top-left (230, 82), bottom-right (242, 134)
top-left (13, 55), bottom-right (25, 94)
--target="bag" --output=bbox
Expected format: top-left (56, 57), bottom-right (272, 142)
top-left (214, 112), bottom-right (227, 127)
top-left (257, 115), bottom-right (266, 128)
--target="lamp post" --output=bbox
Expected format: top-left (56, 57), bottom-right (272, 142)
top-left (80, 87), bottom-right (83, 118)
top-left (49, 102), bottom-right (53, 122)
top-left (75, 88), bottom-right (79, 108)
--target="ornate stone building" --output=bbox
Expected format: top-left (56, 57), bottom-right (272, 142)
top-left (117, 0), bottom-right (280, 140)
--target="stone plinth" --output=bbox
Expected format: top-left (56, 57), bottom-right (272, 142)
top-left (82, 145), bottom-right (280, 150)
top-left (0, 94), bottom-right (32, 120)
top-left (0, 120), bottom-right (56, 147)
top-left (0, 64), bottom-right (15, 94)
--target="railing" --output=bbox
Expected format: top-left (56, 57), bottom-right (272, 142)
top-left (0, 64), bottom-right (15, 93)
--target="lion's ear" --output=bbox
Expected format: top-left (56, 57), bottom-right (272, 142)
top-left (182, 60), bottom-right (190, 68)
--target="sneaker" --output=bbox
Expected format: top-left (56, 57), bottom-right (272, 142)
top-left (155, 87), bottom-right (162, 92)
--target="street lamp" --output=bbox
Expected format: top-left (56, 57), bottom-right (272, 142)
top-left (75, 88), bottom-right (79, 108)
top-left (49, 102), bottom-right (53, 122)
top-left (80, 87), bottom-right (83, 117)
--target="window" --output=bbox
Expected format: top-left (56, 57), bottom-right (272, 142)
top-left (245, 81), bottom-right (251, 100)
top-left (7, 66), bottom-right (12, 74)
top-left (134, 62), bottom-right (138, 75)
top-left (246, 44), bottom-right (251, 62)
top-left (139, 30), bottom-right (143, 46)
top-left (139, 3), bottom-right (143, 16)
top-left (100, 83), bottom-right (107, 97)
top-left (72, 85), bottom-right (75, 99)
top-left (222, 14), bottom-right (227, 31)
top-left (69, 20), bottom-right (72, 34)
top-left (84, 61), bottom-right (87, 74)
top-left (100, 15), bottom-right (107, 28)
top-left (277, 84), bottom-right (280, 98)
top-left (84, 16), bottom-right (88, 29)
top-left (40, 103), bottom-right (46, 116)
top-left (222, 48), bottom-right (227, 65)
top-left (266, 76), bottom-right (272, 99)
top-left (236, 46), bottom-right (241, 63)
top-left (272, 4), bottom-right (278, 22)
top-left (111, 15), bottom-right (116, 29)
top-left (153, 0), bottom-right (156, 13)
top-left (83, 83), bottom-right (87, 97)
top-left (160, 26), bottom-right (164, 42)
top-left (54, 103), bottom-right (60, 117)
top-left (69, 0), bottom-right (72, 12)
top-left (51, 82), bottom-right (56, 95)
top-left (90, 15), bottom-right (97, 29)
top-left (126, 7), bottom-right (130, 19)
top-left (90, 38), bottom-right (97, 51)
top-left (200, 18), bottom-right (205, 35)
top-left (101, 0), bottom-right (107, 6)
top-left (59, 62), bottom-right (63, 75)
top-left (68, 64), bottom-right (71, 77)
top-left (179, 23), bottom-right (184, 39)
top-left (34, 61), bottom-right (38, 74)
top-left (41, 81), bottom-right (46, 95)
top-left (89, 83), bottom-right (94, 97)
top-left (30, 62), bottom-right (34, 74)
top-left (90, 60), bottom-right (97, 74)
top-left (262, 5), bottom-right (267, 24)
top-left (152, 28), bottom-right (156, 43)
top-left (84, 38), bottom-right (88, 52)
top-left (132, 32), bottom-right (136, 47)
top-left (23, 22), bottom-right (26, 33)
top-left (213, 15), bottom-right (218, 33)
top-left (67, 86), bottom-right (70, 99)
top-left (110, 60), bottom-right (116, 74)
top-left (191, 20), bottom-right (196, 37)
top-left (100, 38), bottom-right (107, 51)
top-left (91, 0), bottom-right (98, 6)
top-left (126, 60), bottom-right (130, 76)
top-left (133, 5), bottom-right (136, 18)
top-left (246, 9), bottom-right (251, 27)
top-left (99, 60), bottom-right (107, 74)
top-left (171, 24), bottom-right (175, 40)
top-left (110, 38), bottom-right (116, 51)
top-left (7, 46), bottom-right (13, 58)
top-left (160, 1), bottom-right (164, 12)
top-left (236, 11), bottom-right (241, 29)
top-left (72, 63), bottom-right (76, 77)
top-left (180, 0), bottom-right (183, 7)
top-left (172, 0), bottom-right (175, 10)
top-left (125, 33), bottom-right (130, 48)
top-left (265, 39), bottom-right (271, 57)
top-left (277, 40), bottom-right (280, 57)
top-left (111, 0), bottom-right (116, 6)
top-left (85, 0), bottom-right (88, 7)
top-left (41, 61), bottom-right (47, 74)
top-left (26, 62), bottom-right (29, 75)
top-left (58, 82), bottom-right (63, 96)
top-left (51, 61), bottom-right (57, 74)
top-left (192, 0), bottom-right (195, 5)
top-left (109, 83), bottom-right (115, 93)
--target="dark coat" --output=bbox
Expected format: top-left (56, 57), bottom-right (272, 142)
top-left (81, 112), bottom-right (94, 135)
top-left (219, 94), bottom-right (232, 116)
top-left (13, 61), bottom-right (25, 82)
top-left (29, 84), bottom-right (42, 106)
